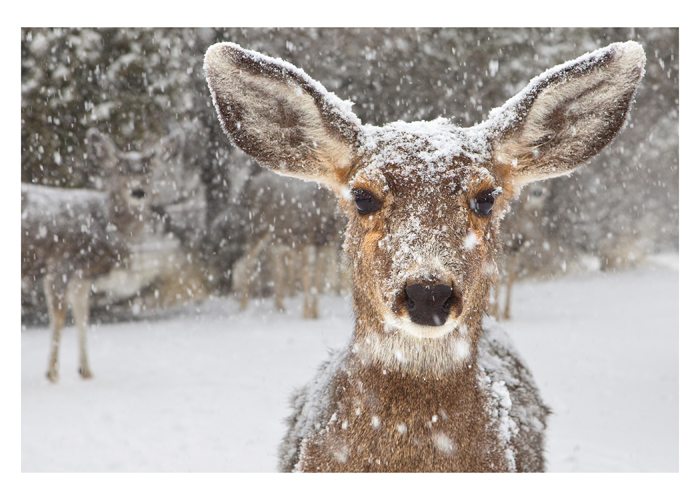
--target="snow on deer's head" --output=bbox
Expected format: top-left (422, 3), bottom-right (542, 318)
top-left (205, 41), bottom-right (645, 371)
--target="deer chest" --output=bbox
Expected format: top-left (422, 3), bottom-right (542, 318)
top-left (295, 368), bottom-right (513, 472)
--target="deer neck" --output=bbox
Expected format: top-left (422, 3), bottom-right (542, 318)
top-left (300, 293), bottom-right (510, 472)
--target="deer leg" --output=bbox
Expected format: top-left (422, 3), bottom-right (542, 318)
top-left (490, 271), bottom-right (502, 321)
top-left (68, 279), bottom-right (93, 379)
top-left (232, 257), bottom-right (251, 310)
top-left (232, 248), bottom-right (254, 311)
top-left (317, 245), bottom-right (329, 294)
top-left (233, 250), bottom-right (254, 311)
top-left (289, 250), bottom-right (301, 296)
top-left (503, 256), bottom-right (517, 321)
top-left (312, 246), bottom-right (324, 317)
top-left (272, 246), bottom-right (287, 313)
top-left (302, 245), bottom-right (319, 319)
top-left (234, 234), bottom-right (272, 311)
top-left (338, 249), bottom-right (351, 295)
top-left (44, 275), bottom-right (67, 383)
top-left (323, 245), bottom-right (341, 295)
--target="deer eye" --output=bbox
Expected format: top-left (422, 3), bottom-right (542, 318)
top-left (352, 188), bottom-right (381, 215)
top-left (470, 189), bottom-right (497, 216)
top-left (131, 188), bottom-right (146, 199)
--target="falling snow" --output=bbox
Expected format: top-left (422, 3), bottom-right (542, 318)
top-left (21, 28), bottom-right (677, 473)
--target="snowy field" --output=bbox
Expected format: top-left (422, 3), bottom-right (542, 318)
top-left (21, 256), bottom-right (678, 472)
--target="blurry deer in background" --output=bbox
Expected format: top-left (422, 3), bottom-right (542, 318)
top-left (205, 41), bottom-right (644, 471)
top-left (492, 183), bottom-right (552, 320)
top-left (233, 170), bottom-right (344, 318)
top-left (21, 129), bottom-right (175, 382)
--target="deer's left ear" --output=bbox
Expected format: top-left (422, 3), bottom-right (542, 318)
top-left (204, 42), bottom-right (362, 188)
top-left (489, 41), bottom-right (645, 186)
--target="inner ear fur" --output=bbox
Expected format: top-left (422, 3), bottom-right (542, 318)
top-left (490, 41), bottom-right (646, 185)
top-left (204, 42), bottom-right (362, 187)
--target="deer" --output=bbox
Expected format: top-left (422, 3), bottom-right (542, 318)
top-left (232, 170), bottom-right (344, 318)
top-left (21, 129), bottom-right (174, 382)
top-left (204, 40), bottom-right (645, 472)
top-left (491, 182), bottom-right (553, 320)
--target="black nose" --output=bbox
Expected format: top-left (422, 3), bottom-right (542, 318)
top-left (131, 188), bottom-right (146, 199)
top-left (404, 283), bottom-right (454, 326)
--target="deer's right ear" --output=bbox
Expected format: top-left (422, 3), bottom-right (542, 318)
top-left (86, 128), bottom-right (117, 166)
top-left (204, 42), bottom-right (362, 188)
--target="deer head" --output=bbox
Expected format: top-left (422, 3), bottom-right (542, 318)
top-left (86, 129), bottom-right (153, 213)
top-left (205, 41), bottom-right (645, 374)
top-left (86, 128), bottom-right (184, 234)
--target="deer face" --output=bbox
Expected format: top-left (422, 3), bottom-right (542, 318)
top-left (86, 129), bottom-right (155, 224)
top-left (343, 123), bottom-right (510, 339)
top-left (113, 152), bottom-right (153, 212)
top-left (205, 41), bottom-right (644, 362)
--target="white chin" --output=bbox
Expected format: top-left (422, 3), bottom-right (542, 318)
top-left (382, 314), bottom-right (458, 339)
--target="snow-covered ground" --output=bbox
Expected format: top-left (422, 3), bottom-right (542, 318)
top-left (21, 256), bottom-right (678, 472)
